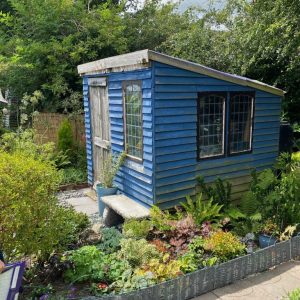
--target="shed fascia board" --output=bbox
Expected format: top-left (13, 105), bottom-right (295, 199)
top-left (78, 49), bottom-right (285, 97)
top-left (77, 49), bottom-right (149, 75)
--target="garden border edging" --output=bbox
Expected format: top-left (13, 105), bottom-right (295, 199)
top-left (84, 236), bottom-right (300, 300)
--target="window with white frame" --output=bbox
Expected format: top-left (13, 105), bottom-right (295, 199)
top-left (123, 81), bottom-right (143, 160)
top-left (197, 92), bottom-right (254, 160)
top-left (229, 93), bottom-right (254, 154)
top-left (197, 93), bottom-right (225, 159)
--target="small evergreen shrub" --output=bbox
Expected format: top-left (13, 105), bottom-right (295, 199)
top-left (203, 231), bottom-right (246, 262)
top-left (57, 118), bottom-right (74, 157)
top-left (122, 219), bottom-right (153, 239)
top-left (97, 227), bottom-right (123, 254)
top-left (119, 238), bottom-right (161, 267)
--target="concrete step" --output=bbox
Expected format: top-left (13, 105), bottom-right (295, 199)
top-left (101, 194), bottom-right (150, 219)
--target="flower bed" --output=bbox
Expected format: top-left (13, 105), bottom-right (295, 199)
top-left (82, 237), bottom-right (299, 300)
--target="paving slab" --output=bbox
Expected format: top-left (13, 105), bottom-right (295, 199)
top-left (194, 261), bottom-right (300, 300)
top-left (65, 196), bottom-right (98, 216)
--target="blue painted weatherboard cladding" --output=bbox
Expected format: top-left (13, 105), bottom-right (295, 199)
top-left (84, 68), bottom-right (154, 207)
top-left (83, 76), bottom-right (93, 185)
top-left (153, 62), bottom-right (281, 209)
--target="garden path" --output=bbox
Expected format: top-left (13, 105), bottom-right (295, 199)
top-left (60, 188), bottom-right (300, 300)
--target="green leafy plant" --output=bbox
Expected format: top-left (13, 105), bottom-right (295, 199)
top-left (135, 253), bottom-right (182, 283)
top-left (0, 151), bottom-right (87, 259)
top-left (287, 287), bottom-right (300, 300)
top-left (97, 227), bottom-right (123, 254)
top-left (260, 219), bottom-right (280, 237)
top-left (203, 231), bottom-right (246, 262)
top-left (181, 194), bottom-right (223, 226)
top-left (64, 246), bottom-right (106, 283)
top-left (197, 176), bottom-right (232, 208)
top-left (119, 238), bottom-right (161, 267)
top-left (122, 219), bottom-right (153, 239)
top-left (57, 118), bottom-right (74, 158)
top-left (149, 205), bottom-right (176, 231)
top-left (61, 167), bottom-right (87, 185)
top-left (100, 152), bottom-right (126, 188)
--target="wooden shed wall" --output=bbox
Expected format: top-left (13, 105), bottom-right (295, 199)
top-left (83, 68), bottom-right (154, 207)
top-left (153, 62), bottom-right (281, 209)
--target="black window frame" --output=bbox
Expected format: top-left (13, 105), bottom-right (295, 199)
top-left (228, 92), bottom-right (255, 156)
top-left (197, 91), bottom-right (255, 161)
top-left (122, 80), bottom-right (143, 163)
top-left (197, 92), bottom-right (227, 161)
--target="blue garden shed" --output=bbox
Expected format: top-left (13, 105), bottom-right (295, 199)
top-left (78, 50), bottom-right (284, 210)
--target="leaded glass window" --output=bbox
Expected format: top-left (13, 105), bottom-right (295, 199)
top-left (198, 93), bottom-right (225, 159)
top-left (229, 93), bottom-right (253, 154)
top-left (124, 81), bottom-right (143, 160)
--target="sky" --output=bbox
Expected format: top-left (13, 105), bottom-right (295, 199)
top-left (178, 0), bottom-right (225, 11)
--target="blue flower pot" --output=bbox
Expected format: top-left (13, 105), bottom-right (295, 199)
top-left (259, 234), bottom-right (277, 248)
top-left (96, 184), bottom-right (118, 216)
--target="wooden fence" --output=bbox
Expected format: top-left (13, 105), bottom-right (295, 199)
top-left (33, 113), bottom-right (85, 147)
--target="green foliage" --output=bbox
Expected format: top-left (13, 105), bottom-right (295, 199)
top-left (149, 205), bottom-right (181, 231)
top-left (197, 176), bottom-right (232, 209)
top-left (97, 227), bottom-right (123, 255)
top-left (64, 246), bottom-right (106, 283)
top-left (119, 238), bottom-right (161, 268)
top-left (61, 167), bottom-right (87, 185)
top-left (135, 254), bottom-right (182, 283)
top-left (287, 287), bottom-right (300, 300)
top-left (100, 152), bottom-right (126, 188)
top-left (0, 151), bottom-right (87, 259)
top-left (181, 194), bottom-right (223, 226)
top-left (57, 118), bottom-right (73, 157)
top-left (203, 231), bottom-right (246, 262)
top-left (122, 219), bottom-right (153, 239)
top-left (107, 269), bottom-right (155, 294)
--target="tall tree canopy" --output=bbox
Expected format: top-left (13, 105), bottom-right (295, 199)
top-left (0, 0), bottom-right (299, 122)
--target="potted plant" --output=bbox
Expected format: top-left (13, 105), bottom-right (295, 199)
top-left (258, 218), bottom-right (280, 248)
top-left (96, 152), bottom-right (125, 216)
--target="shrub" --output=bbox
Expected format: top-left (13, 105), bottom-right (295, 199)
top-left (288, 288), bottom-right (300, 300)
top-left (57, 118), bottom-right (74, 156)
top-left (122, 219), bottom-right (152, 239)
top-left (119, 238), bottom-right (161, 267)
top-left (203, 231), bottom-right (246, 262)
top-left (64, 246), bottom-right (105, 283)
top-left (97, 227), bottom-right (123, 254)
top-left (0, 151), bottom-right (85, 259)
top-left (135, 254), bottom-right (182, 283)
top-left (181, 194), bottom-right (223, 226)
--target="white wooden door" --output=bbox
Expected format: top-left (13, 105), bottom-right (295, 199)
top-left (89, 77), bottom-right (110, 185)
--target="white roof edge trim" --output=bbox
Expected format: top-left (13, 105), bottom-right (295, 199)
top-left (77, 49), bottom-right (149, 75)
top-left (77, 49), bottom-right (285, 97)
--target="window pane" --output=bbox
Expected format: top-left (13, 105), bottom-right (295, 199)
top-left (124, 82), bottom-right (142, 159)
top-left (198, 94), bottom-right (225, 159)
top-left (229, 94), bottom-right (253, 154)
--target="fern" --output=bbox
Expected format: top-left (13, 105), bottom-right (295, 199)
top-left (181, 194), bottom-right (223, 226)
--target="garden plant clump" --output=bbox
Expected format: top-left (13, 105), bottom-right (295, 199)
top-left (52, 152), bottom-right (300, 297)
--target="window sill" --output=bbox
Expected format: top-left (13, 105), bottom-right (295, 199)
top-left (124, 159), bottom-right (144, 173)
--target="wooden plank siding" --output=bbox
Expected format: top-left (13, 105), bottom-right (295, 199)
top-left (153, 62), bottom-right (281, 209)
top-left (83, 68), bottom-right (154, 207)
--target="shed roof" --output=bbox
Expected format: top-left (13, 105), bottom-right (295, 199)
top-left (78, 49), bottom-right (285, 96)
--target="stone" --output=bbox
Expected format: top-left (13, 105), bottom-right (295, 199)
top-left (101, 194), bottom-right (150, 220)
top-left (102, 206), bottom-right (123, 227)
